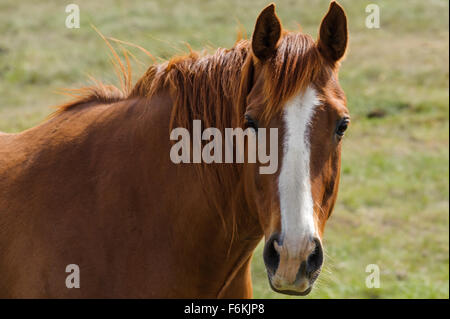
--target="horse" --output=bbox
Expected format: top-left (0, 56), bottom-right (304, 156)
top-left (0, 1), bottom-right (349, 298)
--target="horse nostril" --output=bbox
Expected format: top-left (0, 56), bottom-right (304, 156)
top-left (306, 237), bottom-right (324, 275)
top-left (263, 233), bottom-right (281, 276)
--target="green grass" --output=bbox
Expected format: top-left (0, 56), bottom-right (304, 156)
top-left (0, 0), bottom-right (448, 298)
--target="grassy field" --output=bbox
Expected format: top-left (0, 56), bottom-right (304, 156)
top-left (0, 0), bottom-right (448, 298)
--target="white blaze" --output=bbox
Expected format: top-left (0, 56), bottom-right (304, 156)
top-left (278, 86), bottom-right (319, 255)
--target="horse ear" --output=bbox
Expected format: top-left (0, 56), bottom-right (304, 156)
top-left (251, 3), bottom-right (282, 61)
top-left (317, 1), bottom-right (348, 64)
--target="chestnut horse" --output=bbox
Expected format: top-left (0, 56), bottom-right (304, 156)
top-left (0, 2), bottom-right (349, 298)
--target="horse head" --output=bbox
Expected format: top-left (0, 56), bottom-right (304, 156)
top-left (243, 2), bottom-right (349, 296)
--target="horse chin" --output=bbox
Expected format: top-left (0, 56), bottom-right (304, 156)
top-left (267, 276), bottom-right (314, 296)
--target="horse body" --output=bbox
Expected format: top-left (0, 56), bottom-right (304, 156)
top-left (0, 2), bottom-right (349, 298)
top-left (0, 94), bottom-right (260, 297)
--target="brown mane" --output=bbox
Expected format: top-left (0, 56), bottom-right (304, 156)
top-left (54, 31), bottom-right (323, 131)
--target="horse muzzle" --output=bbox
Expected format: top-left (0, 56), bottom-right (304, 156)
top-left (263, 233), bottom-right (323, 296)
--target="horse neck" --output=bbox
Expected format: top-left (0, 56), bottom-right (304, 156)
top-left (128, 49), bottom-right (264, 294)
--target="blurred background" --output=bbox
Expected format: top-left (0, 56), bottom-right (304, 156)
top-left (0, 0), bottom-right (448, 298)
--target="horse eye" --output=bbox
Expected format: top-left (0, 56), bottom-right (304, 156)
top-left (245, 114), bottom-right (258, 132)
top-left (336, 117), bottom-right (350, 138)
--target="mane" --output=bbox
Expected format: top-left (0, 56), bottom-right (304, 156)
top-left (130, 40), bottom-right (251, 132)
top-left (54, 31), bottom-right (323, 130)
top-left (54, 80), bottom-right (126, 112)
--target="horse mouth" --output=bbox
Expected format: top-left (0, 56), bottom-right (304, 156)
top-left (267, 277), bottom-right (313, 296)
top-left (266, 266), bottom-right (321, 296)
